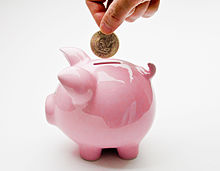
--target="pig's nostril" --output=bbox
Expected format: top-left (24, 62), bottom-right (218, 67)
top-left (93, 62), bottom-right (121, 65)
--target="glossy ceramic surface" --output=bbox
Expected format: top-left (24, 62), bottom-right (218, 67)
top-left (45, 47), bottom-right (156, 161)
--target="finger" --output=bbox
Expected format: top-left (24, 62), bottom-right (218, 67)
top-left (143, 0), bottom-right (160, 18)
top-left (125, 1), bottom-right (150, 22)
top-left (86, 0), bottom-right (106, 26)
top-left (100, 0), bottom-right (144, 34)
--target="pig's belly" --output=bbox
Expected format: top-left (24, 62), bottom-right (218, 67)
top-left (54, 100), bottom-right (155, 148)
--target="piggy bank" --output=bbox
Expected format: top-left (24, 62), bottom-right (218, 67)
top-left (45, 47), bottom-right (156, 161)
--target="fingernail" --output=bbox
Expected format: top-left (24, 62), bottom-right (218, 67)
top-left (100, 22), bottom-right (112, 34)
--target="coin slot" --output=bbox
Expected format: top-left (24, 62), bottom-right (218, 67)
top-left (93, 62), bottom-right (121, 65)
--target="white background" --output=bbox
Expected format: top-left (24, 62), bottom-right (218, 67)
top-left (0, 0), bottom-right (220, 170)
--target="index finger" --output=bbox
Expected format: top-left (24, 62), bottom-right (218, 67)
top-left (100, 0), bottom-right (145, 34)
top-left (86, 0), bottom-right (106, 26)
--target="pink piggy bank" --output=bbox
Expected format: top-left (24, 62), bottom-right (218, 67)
top-left (45, 47), bottom-right (156, 161)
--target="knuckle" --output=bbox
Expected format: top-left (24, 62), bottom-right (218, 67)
top-left (142, 14), bottom-right (150, 18)
top-left (126, 17), bottom-right (135, 22)
top-left (108, 8), bottom-right (121, 23)
top-left (102, 17), bottom-right (114, 29)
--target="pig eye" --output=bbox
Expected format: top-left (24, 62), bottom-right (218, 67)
top-left (93, 61), bottom-right (121, 65)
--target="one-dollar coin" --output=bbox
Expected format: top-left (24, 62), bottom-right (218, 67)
top-left (90, 31), bottom-right (119, 58)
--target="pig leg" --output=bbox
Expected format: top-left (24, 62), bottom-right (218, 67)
top-left (45, 94), bottom-right (55, 125)
top-left (79, 144), bottom-right (102, 161)
top-left (117, 144), bottom-right (139, 160)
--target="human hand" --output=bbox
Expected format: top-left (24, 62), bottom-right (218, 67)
top-left (86, 0), bottom-right (160, 34)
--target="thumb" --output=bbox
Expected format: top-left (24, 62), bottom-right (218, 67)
top-left (100, 0), bottom-right (143, 34)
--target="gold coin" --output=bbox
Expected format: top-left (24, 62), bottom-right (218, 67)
top-left (90, 31), bottom-right (119, 58)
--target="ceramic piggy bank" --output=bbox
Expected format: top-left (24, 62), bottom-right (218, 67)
top-left (45, 47), bottom-right (156, 161)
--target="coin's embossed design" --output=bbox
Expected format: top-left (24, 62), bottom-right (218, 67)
top-left (90, 31), bottom-right (119, 58)
top-left (95, 36), bottom-right (115, 54)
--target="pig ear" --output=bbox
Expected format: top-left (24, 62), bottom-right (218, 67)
top-left (59, 47), bottom-right (90, 66)
top-left (145, 63), bottom-right (156, 79)
top-left (58, 67), bottom-right (96, 105)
